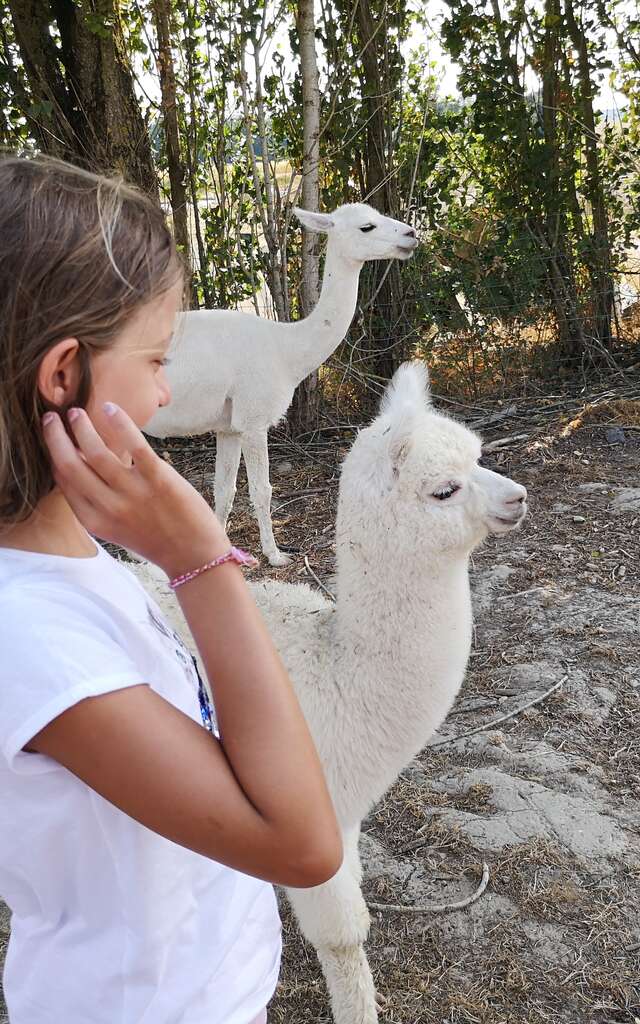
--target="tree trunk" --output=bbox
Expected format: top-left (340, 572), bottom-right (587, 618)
top-left (151, 0), bottom-right (191, 268)
top-left (298, 0), bottom-right (321, 316)
top-left (290, 0), bottom-right (322, 433)
top-left (563, 0), bottom-right (614, 351)
top-left (8, 0), bottom-right (158, 194)
top-left (0, 13), bottom-right (49, 151)
top-left (7, 0), bottom-right (76, 157)
top-left (184, 1), bottom-right (212, 308)
top-left (540, 0), bottom-right (586, 358)
top-left (352, 0), bottom-right (405, 381)
top-left (236, 11), bottom-right (289, 323)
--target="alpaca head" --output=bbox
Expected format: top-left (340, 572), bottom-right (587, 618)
top-left (292, 203), bottom-right (418, 263)
top-left (337, 363), bottom-right (528, 564)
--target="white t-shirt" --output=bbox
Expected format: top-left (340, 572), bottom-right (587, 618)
top-left (0, 543), bottom-right (281, 1024)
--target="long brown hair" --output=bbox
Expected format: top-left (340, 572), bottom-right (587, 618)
top-left (0, 154), bottom-right (183, 528)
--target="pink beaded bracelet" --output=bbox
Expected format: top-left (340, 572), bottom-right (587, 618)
top-left (168, 546), bottom-right (258, 589)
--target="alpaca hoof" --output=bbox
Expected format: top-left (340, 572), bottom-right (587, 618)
top-left (267, 549), bottom-right (292, 568)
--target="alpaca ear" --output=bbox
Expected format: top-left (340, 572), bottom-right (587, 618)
top-left (376, 401), bottom-right (417, 477)
top-left (389, 420), bottom-right (414, 471)
top-left (293, 208), bottom-right (335, 233)
top-left (381, 406), bottom-right (417, 477)
top-left (378, 362), bottom-right (429, 480)
top-left (381, 361), bottom-right (431, 416)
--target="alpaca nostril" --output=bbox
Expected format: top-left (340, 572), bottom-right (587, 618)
top-left (507, 488), bottom-right (527, 506)
top-left (404, 228), bottom-right (416, 238)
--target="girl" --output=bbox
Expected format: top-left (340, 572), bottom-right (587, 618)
top-left (0, 154), bottom-right (342, 1024)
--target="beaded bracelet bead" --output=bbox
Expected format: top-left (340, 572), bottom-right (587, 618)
top-left (168, 546), bottom-right (258, 589)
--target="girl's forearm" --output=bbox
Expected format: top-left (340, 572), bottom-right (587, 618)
top-left (175, 564), bottom-right (341, 862)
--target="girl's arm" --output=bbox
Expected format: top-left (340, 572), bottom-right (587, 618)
top-left (32, 406), bottom-right (343, 888)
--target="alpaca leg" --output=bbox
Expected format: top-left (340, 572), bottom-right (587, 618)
top-left (241, 431), bottom-right (290, 567)
top-left (286, 827), bottom-right (377, 1024)
top-left (317, 944), bottom-right (377, 1024)
top-left (213, 432), bottom-right (242, 531)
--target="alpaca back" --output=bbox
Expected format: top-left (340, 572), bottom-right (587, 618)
top-left (146, 310), bottom-right (297, 438)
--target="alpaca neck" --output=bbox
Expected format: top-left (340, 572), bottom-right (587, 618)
top-left (333, 544), bottom-right (473, 753)
top-left (323, 539), bottom-right (475, 826)
top-left (286, 244), bottom-right (363, 383)
top-left (335, 548), bottom-right (471, 661)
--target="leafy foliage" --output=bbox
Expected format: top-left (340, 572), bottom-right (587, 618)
top-left (1, 0), bottom-right (639, 410)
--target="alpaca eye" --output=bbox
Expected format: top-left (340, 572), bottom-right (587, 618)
top-left (433, 483), bottom-right (460, 500)
top-left (360, 224), bottom-right (376, 233)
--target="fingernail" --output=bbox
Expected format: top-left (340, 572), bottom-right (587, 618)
top-left (67, 408), bottom-right (80, 422)
top-left (103, 402), bottom-right (119, 417)
top-left (42, 412), bottom-right (56, 427)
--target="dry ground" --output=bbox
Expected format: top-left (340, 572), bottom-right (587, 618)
top-left (1, 379), bottom-right (639, 1023)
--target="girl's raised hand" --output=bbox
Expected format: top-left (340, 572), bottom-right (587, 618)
top-left (42, 404), bottom-right (228, 576)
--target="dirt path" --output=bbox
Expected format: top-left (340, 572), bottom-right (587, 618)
top-left (1, 389), bottom-right (638, 1023)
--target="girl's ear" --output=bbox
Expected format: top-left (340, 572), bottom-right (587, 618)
top-left (37, 338), bottom-right (82, 408)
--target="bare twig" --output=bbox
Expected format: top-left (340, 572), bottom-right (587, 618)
top-left (274, 486), bottom-right (333, 500)
top-left (482, 433), bottom-right (531, 452)
top-left (303, 556), bottom-right (336, 602)
top-left (427, 677), bottom-right (568, 749)
top-left (468, 405), bottom-right (519, 429)
top-left (368, 861), bottom-right (490, 914)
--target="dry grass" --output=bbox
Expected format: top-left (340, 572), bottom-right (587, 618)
top-left (561, 398), bottom-right (640, 435)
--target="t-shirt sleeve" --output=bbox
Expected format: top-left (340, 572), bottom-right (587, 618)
top-left (0, 585), bottom-right (148, 773)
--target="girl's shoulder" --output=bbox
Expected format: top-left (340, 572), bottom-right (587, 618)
top-left (0, 544), bottom-right (149, 622)
top-left (0, 547), bottom-right (157, 773)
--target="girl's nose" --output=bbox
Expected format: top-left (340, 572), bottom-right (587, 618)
top-left (158, 370), bottom-right (171, 408)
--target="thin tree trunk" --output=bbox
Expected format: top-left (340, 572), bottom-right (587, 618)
top-left (540, 0), bottom-right (586, 357)
top-left (152, 0), bottom-right (191, 271)
top-left (250, 18), bottom-right (289, 321)
top-left (0, 14), bottom-right (50, 151)
top-left (352, 0), bottom-right (405, 380)
top-left (236, 14), bottom-right (288, 322)
top-left (7, 0), bottom-right (76, 157)
top-left (290, 0), bottom-right (322, 432)
top-left (184, 1), bottom-right (212, 309)
top-left (563, 0), bottom-right (614, 350)
top-left (298, 0), bottom-right (321, 315)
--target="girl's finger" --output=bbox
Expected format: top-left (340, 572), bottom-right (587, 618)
top-left (66, 408), bottom-right (132, 487)
top-left (42, 413), bottom-right (114, 505)
top-left (99, 403), bottom-right (160, 477)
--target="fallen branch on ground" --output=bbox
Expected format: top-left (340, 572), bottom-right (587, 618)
top-left (482, 433), bottom-right (530, 452)
top-left (368, 861), bottom-right (490, 914)
top-left (303, 556), bottom-right (337, 603)
top-left (427, 676), bottom-right (568, 749)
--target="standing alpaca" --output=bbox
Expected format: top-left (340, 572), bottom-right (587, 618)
top-left (145, 204), bottom-right (418, 566)
top-left (133, 363), bottom-right (528, 1023)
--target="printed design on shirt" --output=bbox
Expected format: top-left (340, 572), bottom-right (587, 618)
top-left (145, 603), bottom-right (217, 733)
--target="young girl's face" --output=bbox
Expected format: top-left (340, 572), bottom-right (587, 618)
top-left (87, 281), bottom-right (181, 431)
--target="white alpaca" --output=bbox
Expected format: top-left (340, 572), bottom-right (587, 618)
top-left (145, 204), bottom-right (418, 567)
top-left (133, 363), bottom-right (528, 1023)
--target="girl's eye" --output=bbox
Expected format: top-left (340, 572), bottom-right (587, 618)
top-left (360, 224), bottom-right (376, 233)
top-left (433, 483), bottom-right (460, 500)
top-left (154, 357), bottom-right (171, 368)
